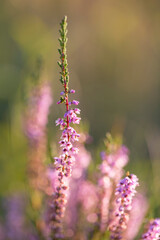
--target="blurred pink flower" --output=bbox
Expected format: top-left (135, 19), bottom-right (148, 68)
top-left (99, 144), bottom-right (129, 232)
top-left (24, 81), bottom-right (53, 193)
top-left (25, 82), bottom-right (53, 142)
top-left (64, 136), bottom-right (92, 237)
top-left (124, 193), bottom-right (148, 240)
top-left (141, 218), bottom-right (160, 240)
top-left (78, 180), bottom-right (99, 223)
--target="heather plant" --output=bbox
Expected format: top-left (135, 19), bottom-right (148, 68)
top-left (109, 173), bottom-right (139, 239)
top-left (98, 134), bottom-right (129, 232)
top-left (4, 194), bottom-right (28, 240)
top-left (1, 16), bottom-right (160, 240)
top-left (23, 70), bottom-right (53, 239)
top-left (24, 80), bottom-right (53, 194)
top-left (124, 194), bottom-right (148, 240)
top-left (64, 133), bottom-right (92, 237)
top-left (47, 16), bottom-right (81, 239)
top-left (44, 16), bottom-right (160, 240)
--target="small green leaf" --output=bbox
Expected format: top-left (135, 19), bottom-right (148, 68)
top-left (57, 61), bottom-right (62, 68)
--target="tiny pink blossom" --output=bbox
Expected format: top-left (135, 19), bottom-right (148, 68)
top-left (69, 89), bottom-right (75, 93)
top-left (71, 100), bottom-right (79, 105)
top-left (74, 108), bottom-right (81, 114)
top-left (57, 100), bottom-right (61, 104)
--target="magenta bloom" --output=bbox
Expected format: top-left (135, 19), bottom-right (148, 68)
top-left (109, 173), bottom-right (139, 239)
top-left (69, 100), bottom-right (79, 105)
top-left (70, 89), bottom-right (75, 93)
top-left (142, 219), bottom-right (160, 240)
top-left (52, 89), bottom-right (81, 237)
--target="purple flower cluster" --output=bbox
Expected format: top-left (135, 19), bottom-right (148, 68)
top-left (47, 134), bottom-right (95, 239)
top-left (51, 134), bottom-right (92, 238)
top-left (47, 16), bottom-right (81, 239)
top-left (8, 16), bottom-right (160, 240)
top-left (99, 144), bottom-right (129, 232)
top-left (25, 81), bottom-right (53, 143)
top-left (100, 145), bottom-right (129, 181)
top-left (49, 88), bottom-right (80, 238)
top-left (3, 194), bottom-right (39, 240)
top-left (109, 173), bottom-right (139, 239)
top-left (24, 81), bottom-right (53, 193)
top-left (54, 101), bottom-right (81, 179)
top-left (5, 194), bottom-right (26, 240)
top-left (124, 194), bottom-right (148, 240)
top-left (142, 219), bottom-right (160, 240)
top-left (56, 108), bottom-right (80, 128)
top-left (45, 168), bottom-right (70, 239)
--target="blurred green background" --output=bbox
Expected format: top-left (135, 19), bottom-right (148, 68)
top-left (0, 0), bottom-right (160, 215)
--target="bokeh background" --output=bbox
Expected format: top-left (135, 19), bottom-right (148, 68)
top-left (0, 0), bottom-right (160, 215)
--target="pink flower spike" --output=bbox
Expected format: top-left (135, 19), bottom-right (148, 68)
top-left (50, 17), bottom-right (81, 239)
top-left (109, 173), bottom-right (139, 239)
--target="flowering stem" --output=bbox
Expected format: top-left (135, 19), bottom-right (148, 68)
top-left (48, 16), bottom-right (81, 239)
top-left (109, 172), bottom-right (139, 240)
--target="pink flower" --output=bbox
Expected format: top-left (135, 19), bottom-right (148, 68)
top-left (70, 100), bottom-right (79, 105)
top-left (124, 194), bottom-right (148, 240)
top-left (142, 219), bottom-right (160, 240)
top-left (78, 180), bottom-right (98, 223)
top-left (109, 173), bottom-right (139, 239)
top-left (24, 81), bottom-right (53, 193)
top-left (98, 142), bottom-right (129, 232)
top-left (24, 82), bottom-right (52, 142)
top-left (69, 89), bottom-right (75, 93)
